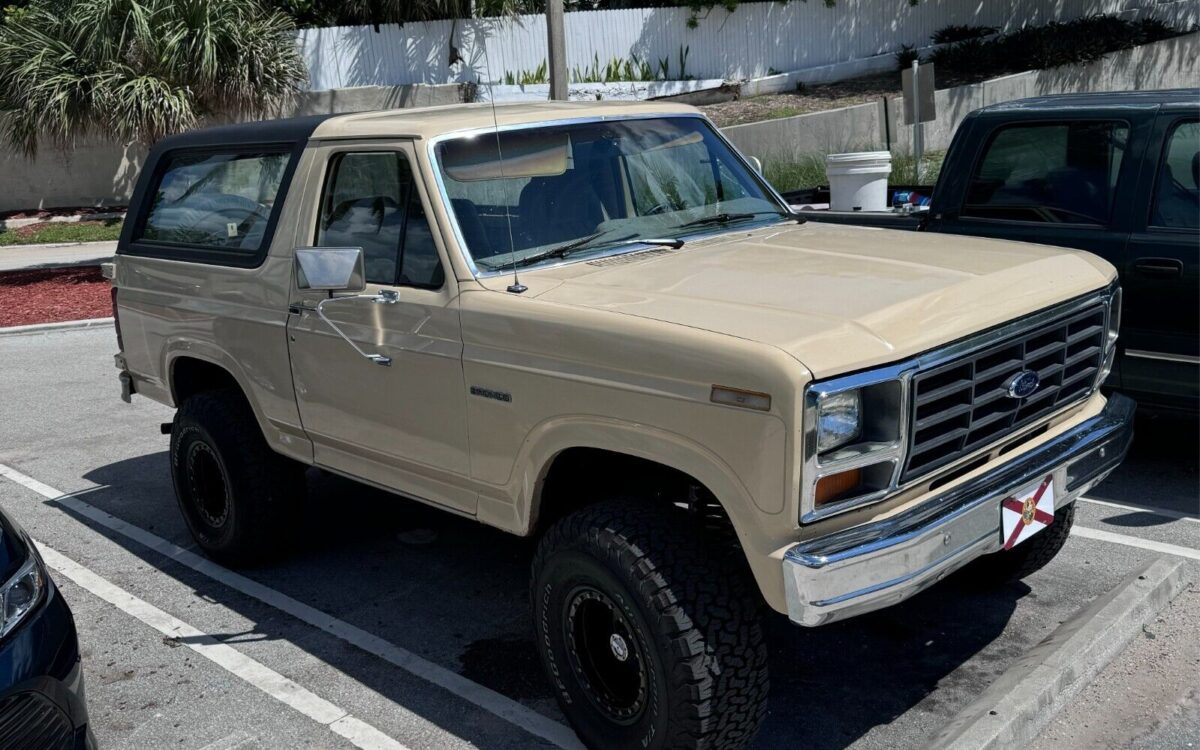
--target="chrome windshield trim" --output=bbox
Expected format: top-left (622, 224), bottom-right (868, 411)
top-left (799, 279), bottom-right (1120, 524)
top-left (425, 112), bottom-right (793, 280)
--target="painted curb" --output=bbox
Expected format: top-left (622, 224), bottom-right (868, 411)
top-left (929, 555), bottom-right (1189, 750)
top-left (0, 317), bottom-right (114, 336)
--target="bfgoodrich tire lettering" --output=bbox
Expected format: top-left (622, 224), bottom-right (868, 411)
top-left (531, 500), bottom-right (768, 749)
top-left (169, 389), bottom-right (305, 565)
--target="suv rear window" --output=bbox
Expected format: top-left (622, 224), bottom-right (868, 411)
top-left (963, 121), bottom-right (1129, 225)
top-left (137, 150), bottom-right (290, 252)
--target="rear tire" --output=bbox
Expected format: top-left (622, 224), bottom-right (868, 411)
top-left (976, 502), bottom-right (1076, 583)
top-left (531, 500), bottom-right (768, 750)
top-left (169, 389), bottom-right (306, 565)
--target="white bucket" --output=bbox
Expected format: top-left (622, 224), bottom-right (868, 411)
top-left (825, 151), bottom-right (892, 212)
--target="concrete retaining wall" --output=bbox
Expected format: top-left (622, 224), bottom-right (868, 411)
top-left (725, 32), bottom-right (1200, 165)
top-left (0, 83), bottom-right (464, 212)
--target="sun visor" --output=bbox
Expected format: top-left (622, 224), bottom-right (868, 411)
top-left (442, 132), bottom-right (572, 181)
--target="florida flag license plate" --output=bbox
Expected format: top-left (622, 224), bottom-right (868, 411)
top-left (1000, 475), bottom-right (1056, 550)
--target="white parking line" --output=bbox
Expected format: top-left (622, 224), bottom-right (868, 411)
top-left (1078, 496), bottom-right (1200, 523)
top-left (36, 542), bottom-right (408, 750)
top-left (1072, 525), bottom-right (1200, 561)
top-left (0, 462), bottom-right (583, 750)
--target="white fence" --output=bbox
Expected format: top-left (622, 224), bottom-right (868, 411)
top-left (296, 0), bottom-right (1195, 91)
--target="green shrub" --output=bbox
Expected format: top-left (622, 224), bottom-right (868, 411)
top-left (929, 15), bottom-right (1181, 79)
top-left (895, 43), bottom-right (921, 71)
top-left (931, 24), bottom-right (997, 44)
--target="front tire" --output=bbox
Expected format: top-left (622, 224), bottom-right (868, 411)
top-left (976, 502), bottom-right (1076, 583)
top-left (169, 389), bottom-right (306, 565)
top-left (531, 501), bottom-right (768, 750)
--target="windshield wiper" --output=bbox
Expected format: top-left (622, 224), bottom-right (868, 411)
top-left (674, 209), bottom-right (798, 230)
top-left (483, 233), bottom-right (683, 270)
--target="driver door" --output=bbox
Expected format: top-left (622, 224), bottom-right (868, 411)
top-left (286, 141), bottom-right (475, 514)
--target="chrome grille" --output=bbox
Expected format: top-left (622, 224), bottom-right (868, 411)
top-left (901, 305), bottom-right (1106, 482)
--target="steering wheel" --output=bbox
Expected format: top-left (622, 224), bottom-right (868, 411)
top-left (642, 202), bottom-right (671, 216)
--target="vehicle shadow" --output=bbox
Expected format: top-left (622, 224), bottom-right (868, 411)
top-left (62, 452), bottom-right (1036, 749)
top-left (1086, 410), bottom-right (1199, 518)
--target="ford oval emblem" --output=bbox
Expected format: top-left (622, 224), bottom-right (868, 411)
top-left (1006, 370), bottom-right (1041, 399)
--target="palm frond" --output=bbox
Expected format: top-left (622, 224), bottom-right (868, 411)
top-left (0, 0), bottom-right (307, 155)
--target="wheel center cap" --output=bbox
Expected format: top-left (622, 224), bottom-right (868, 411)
top-left (609, 633), bottom-right (630, 662)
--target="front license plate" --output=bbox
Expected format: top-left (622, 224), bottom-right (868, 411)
top-left (1000, 474), bottom-right (1056, 550)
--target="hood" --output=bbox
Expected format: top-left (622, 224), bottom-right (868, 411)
top-left (519, 222), bottom-right (1115, 378)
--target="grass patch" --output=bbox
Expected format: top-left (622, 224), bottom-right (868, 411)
top-left (0, 220), bottom-right (123, 246)
top-left (764, 150), bottom-right (947, 193)
top-left (764, 106), bottom-right (806, 120)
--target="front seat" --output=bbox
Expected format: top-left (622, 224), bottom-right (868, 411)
top-left (518, 170), bottom-right (608, 248)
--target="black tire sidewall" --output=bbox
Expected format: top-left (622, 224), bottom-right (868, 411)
top-left (170, 415), bottom-right (245, 555)
top-left (534, 549), bottom-right (670, 750)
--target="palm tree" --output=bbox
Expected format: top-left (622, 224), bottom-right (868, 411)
top-left (0, 0), bottom-right (307, 156)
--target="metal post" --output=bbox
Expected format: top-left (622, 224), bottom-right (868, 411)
top-left (546, 0), bottom-right (568, 101)
top-left (911, 59), bottom-right (923, 184)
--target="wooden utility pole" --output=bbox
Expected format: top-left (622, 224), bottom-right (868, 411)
top-left (546, 0), bottom-right (568, 100)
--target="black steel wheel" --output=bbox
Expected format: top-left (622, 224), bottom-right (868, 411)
top-left (169, 388), bottom-right (306, 565)
top-left (532, 500), bottom-right (768, 750)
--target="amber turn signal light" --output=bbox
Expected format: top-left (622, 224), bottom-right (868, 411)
top-left (814, 468), bottom-right (862, 507)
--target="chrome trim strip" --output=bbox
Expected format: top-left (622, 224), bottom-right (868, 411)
top-left (1124, 349), bottom-right (1200, 365)
top-left (424, 112), bottom-right (794, 280)
top-left (799, 281), bottom-right (1119, 523)
top-left (783, 392), bottom-right (1135, 626)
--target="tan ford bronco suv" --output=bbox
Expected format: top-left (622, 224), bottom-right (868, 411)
top-left (110, 101), bottom-right (1134, 749)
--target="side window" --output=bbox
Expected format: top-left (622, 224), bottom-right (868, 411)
top-left (139, 150), bottom-right (289, 251)
top-left (399, 186), bottom-right (445, 288)
top-left (316, 152), bottom-right (443, 288)
top-left (963, 121), bottom-right (1129, 225)
top-left (1150, 120), bottom-right (1199, 230)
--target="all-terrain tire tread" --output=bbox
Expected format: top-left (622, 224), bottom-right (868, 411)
top-left (532, 500), bottom-right (768, 749)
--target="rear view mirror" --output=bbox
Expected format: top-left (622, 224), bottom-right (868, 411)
top-left (295, 247), bottom-right (366, 292)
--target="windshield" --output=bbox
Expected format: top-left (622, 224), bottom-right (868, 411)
top-left (434, 116), bottom-right (788, 271)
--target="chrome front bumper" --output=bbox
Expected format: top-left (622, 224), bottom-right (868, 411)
top-left (783, 393), bottom-right (1136, 626)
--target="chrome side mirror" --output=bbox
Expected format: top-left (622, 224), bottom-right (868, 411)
top-left (747, 156), bottom-right (763, 174)
top-left (295, 247), bottom-right (367, 292)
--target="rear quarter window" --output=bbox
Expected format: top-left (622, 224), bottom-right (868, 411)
top-left (138, 150), bottom-right (290, 251)
top-left (125, 145), bottom-right (299, 267)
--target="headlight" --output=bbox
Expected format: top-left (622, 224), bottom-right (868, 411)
top-left (803, 376), bottom-right (906, 522)
top-left (0, 556), bottom-right (45, 640)
top-left (817, 391), bottom-right (862, 453)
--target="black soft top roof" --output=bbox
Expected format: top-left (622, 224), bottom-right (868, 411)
top-left (149, 114), bottom-right (338, 153)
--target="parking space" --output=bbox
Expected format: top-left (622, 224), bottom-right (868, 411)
top-left (1, 326), bottom-right (1196, 749)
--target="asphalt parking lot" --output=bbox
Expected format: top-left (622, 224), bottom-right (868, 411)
top-left (1, 326), bottom-right (1197, 750)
